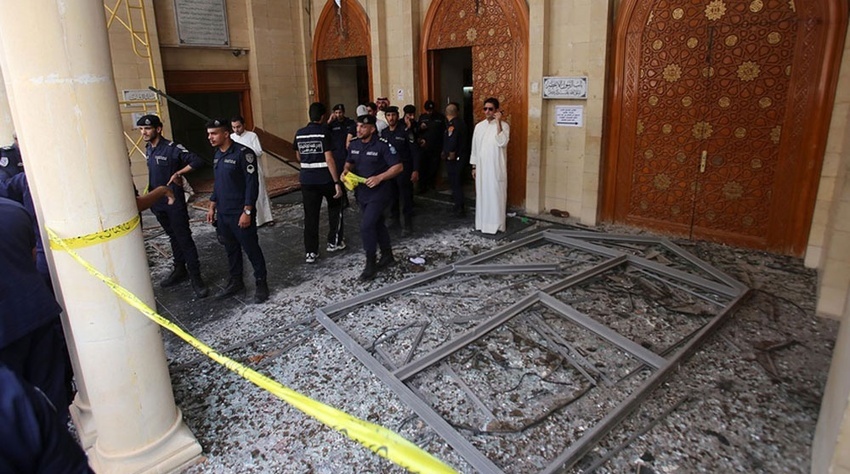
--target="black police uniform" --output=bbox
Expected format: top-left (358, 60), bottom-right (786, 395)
top-left (380, 119), bottom-right (420, 230)
top-left (328, 116), bottom-right (356, 174)
top-left (211, 142), bottom-right (268, 283)
top-left (417, 107), bottom-right (446, 191)
top-left (347, 132), bottom-right (400, 260)
top-left (294, 121), bottom-right (343, 254)
top-left (442, 116), bottom-right (468, 215)
top-left (0, 364), bottom-right (92, 473)
top-left (0, 198), bottom-right (70, 420)
top-left (145, 136), bottom-right (206, 279)
top-left (0, 173), bottom-right (50, 288)
top-left (0, 143), bottom-right (23, 181)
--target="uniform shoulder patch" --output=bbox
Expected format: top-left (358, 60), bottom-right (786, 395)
top-left (247, 164), bottom-right (256, 174)
top-left (245, 153), bottom-right (255, 164)
top-left (175, 143), bottom-right (188, 152)
top-left (0, 157), bottom-right (8, 167)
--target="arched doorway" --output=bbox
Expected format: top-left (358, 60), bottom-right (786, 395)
top-left (602, 0), bottom-right (848, 255)
top-left (421, 0), bottom-right (529, 208)
top-left (312, 0), bottom-right (372, 110)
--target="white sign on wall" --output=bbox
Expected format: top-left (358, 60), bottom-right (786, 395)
top-left (543, 76), bottom-right (588, 99)
top-left (175, 0), bottom-right (230, 46)
top-left (555, 105), bottom-right (584, 127)
top-left (122, 89), bottom-right (158, 108)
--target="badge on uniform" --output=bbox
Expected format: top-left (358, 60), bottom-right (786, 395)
top-left (0, 157), bottom-right (7, 167)
top-left (246, 154), bottom-right (255, 164)
top-left (247, 164), bottom-right (256, 174)
top-left (388, 144), bottom-right (397, 155)
top-left (447, 125), bottom-right (455, 136)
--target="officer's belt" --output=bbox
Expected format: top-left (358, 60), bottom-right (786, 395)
top-left (301, 162), bottom-right (329, 169)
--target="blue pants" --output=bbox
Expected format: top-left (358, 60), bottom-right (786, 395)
top-left (216, 213), bottom-right (267, 280)
top-left (359, 198), bottom-right (392, 258)
top-left (153, 204), bottom-right (201, 274)
top-left (389, 162), bottom-right (414, 223)
top-left (446, 159), bottom-right (466, 212)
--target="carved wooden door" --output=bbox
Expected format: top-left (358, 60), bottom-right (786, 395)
top-left (607, 0), bottom-right (840, 253)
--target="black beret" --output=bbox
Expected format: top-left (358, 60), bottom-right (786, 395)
top-left (332, 103), bottom-right (345, 111)
top-left (136, 114), bottom-right (162, 127)
top-left (205, 118), bottom-right (231, 131)
top-left (424, 100), bottom-right (436, 110)
top-left (357, 114), bottom-right (377, 125)
top-left (385, 106), bottom-right (399, 114)
top-left (403, 105), bottom-right (416, 115)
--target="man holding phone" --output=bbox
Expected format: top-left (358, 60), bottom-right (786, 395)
top-left (470, 97), bottom-right (510, 234)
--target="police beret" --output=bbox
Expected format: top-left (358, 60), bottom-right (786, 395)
top-left (424, 100), bottom-right (436, 110)
top-left (357, 114), bottom-right (377, 125)
top-left (403, 105), bottom-right (416, 115)
top-left (136, 114), bottom-right (162, 127)
top-left (385, 106), bottom-right (399, 114)
top-left (332, 103), bottom-right (345, 111)
top-left (205, 118), bottom-right (231, 131)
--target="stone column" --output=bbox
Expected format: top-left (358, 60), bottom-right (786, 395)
top-left (0, 2), bottom-right (201, 473)
top-left (525, 0), bottom-right (548, 214)
top-left (0, 64), bottom-right (12, 145)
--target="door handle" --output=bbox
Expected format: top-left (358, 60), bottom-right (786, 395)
top-left (700, 150), bottom-right (707, 173)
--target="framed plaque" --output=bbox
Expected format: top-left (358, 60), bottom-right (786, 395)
top-left (175, 0), bottom-right (230, 47)
top-left (543, 76), bottom-right (588, 100)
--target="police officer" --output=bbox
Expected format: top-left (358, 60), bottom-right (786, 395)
top-left (205, 118), bottom-right (269, 303)
top-left (0, 197), bottom-right (70, 420)
top-left (442, 102), bottom-right (468, 217)
top-left (343, 115), bottom-right (403, 280)
top-left (417, 99), bottom-right (446, 193)
top-left (380, 105), bottom-right (420, 236)
top-left (137, 114), bottom-right (209, 298)
top-left (0, 133), bottom-right (24, 181)
top-left (327, 103), bottom-right (356, 248)
top-left (295, 103), bottom-right (344, 263)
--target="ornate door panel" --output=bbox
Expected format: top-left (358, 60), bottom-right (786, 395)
top-left (422, 0), bottom-right (528, 207)
top-left (605, 0), bottom-right (846, 254)
top-left (312, 0), bottom-right (372, 104)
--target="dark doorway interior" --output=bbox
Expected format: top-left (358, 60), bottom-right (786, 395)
top-left (167, 92), bottom-right (241, 164)
top-left (438, 47), bottom-right (474, 148)
top-left (319, 56), bottom-right (370, 111)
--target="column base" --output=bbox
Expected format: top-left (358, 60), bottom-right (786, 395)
top-left (87, 408), bottom-right (202, 474)
top-left (69, 394), bottom-right (97, 450)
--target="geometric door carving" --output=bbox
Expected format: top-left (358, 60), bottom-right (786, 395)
top-left (421, 0), bottom-right (528, 207)
top-left (312, 0), bottom-right (372, 104)
top-left (603, 0), bottom-right (849, 255)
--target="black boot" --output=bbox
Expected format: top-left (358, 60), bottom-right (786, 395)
top-left (377, 251), bottom-right (396, 269)
top-left (359, 255), bottom-right (378, 281)
top-left (160, 265), bottom-right (188, 288)
top-left (215, 277), bottom-right (245, 299)
top-left (254, 279), bottom-right (269, 303)
top-left (190, 273), bottom-right (209, 299)
top-left (401, 223), bottom-right (413, 237)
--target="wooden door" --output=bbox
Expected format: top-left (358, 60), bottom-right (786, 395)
top-left (604, 0), bottom-right (848, 254)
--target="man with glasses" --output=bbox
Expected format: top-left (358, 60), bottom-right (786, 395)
top-left (470, 97), bottom-right (510, 234)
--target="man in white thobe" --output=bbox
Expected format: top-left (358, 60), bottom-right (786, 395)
top-left (470, 97), bottom-right (510, 234)
top-left (231, 115), bottom-right (274, 226)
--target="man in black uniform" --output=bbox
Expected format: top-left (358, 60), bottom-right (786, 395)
top-left (442, 102), bottom-right (468, 217)
top-left (137, 114), bottom-right (209, 298)
top-left (343, 115), bottom-right (403, 280)
top-left (417, 99), bottom-right (446, 193)
top-left (327, 103), bottom-right (356, 249)
top-left (0, 133), bottom-right (24, 181)
top-left (381, 105), bottom-right (420, 236)
top-left (295, 103), bottom-right (344, 263)
top-left (205, 118), bottom-right (269, 303)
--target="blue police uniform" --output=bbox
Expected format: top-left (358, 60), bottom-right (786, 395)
top-left (146, 138), bottom-right (206, 277)
top-left (417, 110), bottom-right (446, 191)
top-left (442, 116), bottom-right (468, 215)
top-left (0, 173), bottom-right (50, 289)
top-left (380, 123), bottom-right (420, 229)
top-left (211, 142), bottom-right (267, 282)
top-left (328, 117), bottom-right (356, 173)
top-left (347, 134), bottom-right (400, 258)
top-left (0, 144), bottom-right (23, 181)
top-left (294, 122), bottom-right (343, 255)
top-left (0, 197), bottom-right (69, 419)
top-left (0, 364), bottom-right (92, 473)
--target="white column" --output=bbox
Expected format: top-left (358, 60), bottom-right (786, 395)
top-left (525, 0), bottom-right (548, 214)
top-left (0, 2), bottom-right (201, 473)
top-left (0, 64), bottom-right (13, 145)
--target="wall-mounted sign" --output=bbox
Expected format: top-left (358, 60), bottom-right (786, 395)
top-left (543, 76), bottom-right (588, 99)
top-left (555, 105), bottom-right (584, 127)
top-left (122, 89), bottom-right (158, 108)
top-left (175, 0), bottom-right (230, 47)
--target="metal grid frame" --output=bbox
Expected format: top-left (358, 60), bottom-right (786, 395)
top-left (316, 230), bottom-right (748, 473)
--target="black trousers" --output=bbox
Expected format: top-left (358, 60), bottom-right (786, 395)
top-left (302, 183), bottom-right (343, 253)
top-left (216, 213), bottom-right (267, 280)
top-left (153, 204), bottom-right (201, 274)
top-left (420, 148), bottom-right (441, 189)
top-left (446, 159), bottom-right (466, 212)
top-left (389, 162), bottom-right (414, 223)
top-left (360, 197), bottom-right (392, 257)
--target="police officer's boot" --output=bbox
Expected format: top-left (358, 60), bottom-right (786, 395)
top-left (254, 279), bottom-right (269, 304)
top-left (377, 250), bottom-right (396, 269)
top-left (215, 276), bottom-right (245, 299)
top-left (160, 264), bottom-right (188, 288)
top-left (401, 222), bottom-right (413, 237)
top-left (359, 255), bottom-right (378, 281)
top-left (190, 273), bottom-right (209, 299)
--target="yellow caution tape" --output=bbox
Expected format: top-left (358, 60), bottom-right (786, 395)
top-left (46, 225), bottom-right (457, 474)
top-left (343, 172), bottom-right (368, 191)
top-left (48, 215), bottom-right (140, 250)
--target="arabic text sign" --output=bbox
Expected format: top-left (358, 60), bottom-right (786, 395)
top-left (543, 76), bottom-right (588, 99)
top-left (555, 106), bottom-right (584, 127)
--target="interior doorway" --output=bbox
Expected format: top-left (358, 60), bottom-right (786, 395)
top-left (166, 92), bottom-right (241, 164)
top-left (318, 56), bottom-right (370, 111)
top-left (437, 47), bottom-right (474, 132)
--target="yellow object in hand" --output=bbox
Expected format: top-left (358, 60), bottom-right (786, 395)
top-left (343, 172), bottom-right (367, 191)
